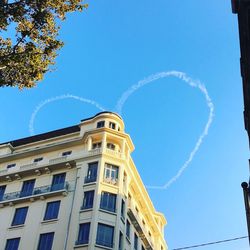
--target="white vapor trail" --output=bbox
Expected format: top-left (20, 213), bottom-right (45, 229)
top-left (29, 94), bottom-right (105, 135)
top-left (115, 71), bottom-right (214, 189)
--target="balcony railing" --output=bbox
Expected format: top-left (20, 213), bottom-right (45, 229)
top-left (0, 182), bottom-right (69, 204)
top-left (103, 177), bottom-right (118, 186)
top-left (84, 176), bottom-right (97, 184)
top-left (127, 201), bottom-right (154, 250)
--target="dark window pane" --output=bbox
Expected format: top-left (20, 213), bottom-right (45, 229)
top-left (62, 151), bottom-right (72, 156)
top-left (85, 162), bottom-right (98, 183)
top-left (34, 157), bottom-right (43, 163)
top-left (37, 232), bottom-right (54, 250)
top-left (119, 232), bottom-right (123, 250)
top-left (7, 164), bottom-right (16, 169)
top-left (20, 179), bottom-right (35, 197)
top-left (97, 121), bottom-right (105, 128)
top-left (44, 201), bottom-right (60, 220)
top-left (82, 191), bottom-right (94, 209)
top-left (12, 207), bottom-right (28, 226)
top-left (0, 185), bottom-right (6, 201)
top-left (121, 199), bottom-right (125, 219)
top-left (76, 223), bottom-right (90, 245)
top-left (96, 223), bottom-right (114, 248)
top-left (134, 233), bottom-right (138, 250)
top-left (51, 173), bottom-right (66, 191)
top-left (5, 238), bottom-right (20, 250)
top-left (100, 192), bottom-right (116, 212)
top-left (126, 220), bottom-right (130, 239)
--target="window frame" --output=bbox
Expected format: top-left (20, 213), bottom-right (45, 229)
top-left (97, 121), bottom-right (105, 128)
top-left (96, 223), bottom-right (114, 248)
top-left (5, 237), bottom-right (20, 250)
top-left (43, 201), bottom-right (61, 221)
top-left (37, 232), bottom-right (54, 250)
top-left (76, 223), bottom-right (90, 245)
top-left (82, 190), bottom-right (94, 210)
top-left (100, 191), bottom-right (117, 213)
top-left (11, 206), bottom-right (28, 226)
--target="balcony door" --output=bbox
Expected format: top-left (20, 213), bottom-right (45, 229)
top-left (51, 173), bottom-right (66, 191)
top-left (20, 179), bottom-right (35, 197)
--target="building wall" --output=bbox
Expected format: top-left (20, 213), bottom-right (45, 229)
top-left (0, 112), bottom-right (167, 250)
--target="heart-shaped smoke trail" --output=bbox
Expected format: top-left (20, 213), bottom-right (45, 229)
top-left (29, 71), bottom-right (214, 190)
top-left (115, 71), bottom-right (214, 189)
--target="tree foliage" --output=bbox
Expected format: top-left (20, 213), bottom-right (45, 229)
top-left (0, 0), bottom-right (88, 88)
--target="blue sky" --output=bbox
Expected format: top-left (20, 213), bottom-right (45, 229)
top-left (0, 0), bottom-right (248, 249)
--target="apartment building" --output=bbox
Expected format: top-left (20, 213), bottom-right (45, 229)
top-left (0, 111), bottom-right (167, 250)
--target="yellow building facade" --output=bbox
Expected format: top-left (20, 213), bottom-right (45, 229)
top-left (0, 112), bottom-right (167, 250)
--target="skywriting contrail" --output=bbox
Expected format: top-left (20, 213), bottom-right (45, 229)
top-left (115, 71), bottom-right (214, 189)
top-left (29, 71), bottom-right (214, 190)
top-left (29, 94), bottom-right (105, 135)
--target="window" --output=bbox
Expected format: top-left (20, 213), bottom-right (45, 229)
top-left (20, 179), bottom-right (35, 197)
top-left (5, 238), bottom-right (20, 250)
top-left (97, 121), bottom-right (105, 128)
top-left (37, 232), bottom-right (54, 250)
top-left (34, 157), bottom-right (43, 163)
top-left (51, 173), bottom-right (66, 191)
top-left (96, 223), bottom-right (114, 248)
top-left (76, 223), bottom-right (90, 245)
top-left (100, 192), bottom-right (116, 212)
top-left (62, 151), bottom-right (72, 156)
top-left (109, 122), bottom-right (116, 130)
top-left (142, 246), bottom-right (145, 250)
top-left (0, 185), bottom-right (6, 201)
top-left (119, 232), bottom-right (123, 250)
top-left (126, 220), bottom-right (131, 239)
top-left (92, 142), bottom-right (102, 150)
top-left (121, 199), bottom-right (125, 219)
top-left (104, 164), bottom-right (119, 184)
top-left (44, 201), bottom-right (60, 220)
top-left (107, 143), bottom-right (115, 150)
top-left (12, 207), bottom-right (28, 226)
top-left (7, 163), bottom-right (16, 169)
top-left (85, 162), bottom-right (98, 183)
top-left (82, 191), bottom-right (94, 209)
top-left (134, 233), bottom-right (138, 250)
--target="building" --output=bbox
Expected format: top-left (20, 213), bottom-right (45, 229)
top-left (232, 0), bottom-right (250, 244)
top-left (0, 111), bottom-right (167, 250)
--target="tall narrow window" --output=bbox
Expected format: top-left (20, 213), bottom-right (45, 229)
top-left (119, 231), bottom-right (123, 250)
top-left (109, 122), bottom-right (116, 130)
top-left (96, 223), bottom-right (114, 248)
top-left (142, 246), bottom-right (145, 250)
top-left (20, 179), bottom-right (35, 197)
top-left (76, 223), bottom-right (90, 245)
top-left (121, 199), bottom-right (125, 220)
top-left (100, 192), bottom-right (116, 212)
top-left (5, 238), bottom-right (20, 250)
top-left (51, 173), bottom-right (66, 191)
top-left (85, 162), bottom-right (98, 183)
top-left (134, 233), bottom-right (138, 250)
top-left (82, 191), bottom-right (94, 209)
top-left (104, 163), bottom-right (119, 184)
top-left (126, 220), bottom-right (131, 239)
top-left (44, 201), bottom-right (61, 220)
top-left (37, 232), bottom-right (54, 250)
top-left (0, 185), bottom-right (6, 201)
top-left (12, 207), bottom-right (28, 226)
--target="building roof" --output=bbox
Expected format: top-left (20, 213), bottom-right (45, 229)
top-left (0, 111), bottom-right (122, 147)
top-left (232, 0), bottom-right (250, 144)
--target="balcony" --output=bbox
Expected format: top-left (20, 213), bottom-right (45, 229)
top-left (0, 182), bottom-right (69, 206)
top-left (0, 156), bottom-right (75, 181)
top-left (103, 177), bottom-right (118, 186)
top-left (127, 201), bottom-right (154, 250)
top-left (84, 176), bottom-right (97, 184)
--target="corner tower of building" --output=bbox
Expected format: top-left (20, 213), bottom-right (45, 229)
top-left (0, 111), bottom-right (167, 250)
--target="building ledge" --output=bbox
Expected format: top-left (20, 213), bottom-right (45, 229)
top-left (41, 219), bottom-right (58, 224)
